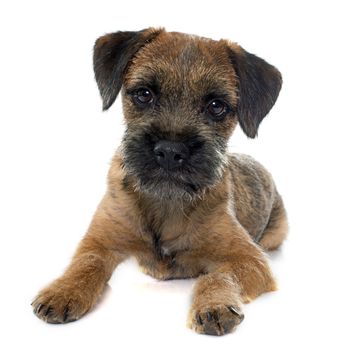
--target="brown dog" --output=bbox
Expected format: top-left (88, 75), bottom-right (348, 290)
top-left (32, 28), bottom-right (288, 336)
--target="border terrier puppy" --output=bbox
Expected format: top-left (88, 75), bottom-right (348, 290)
top-left (32, 28), bottom-right (288, 336)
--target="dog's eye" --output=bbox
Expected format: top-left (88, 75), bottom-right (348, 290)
top-left (207, 100), bottom-right (228, 119)
top-left (133, 88), bottom-right (154, 106)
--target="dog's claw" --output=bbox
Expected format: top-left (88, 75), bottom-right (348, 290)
top-left (37, 304), bottom-right (43, 314)
top-left (34, 303), bottom-right (43, 314)
top-left (63, 307), bottom-right (69, 323)
top-left (206, 311), bottom-right (213, 321)
top-left (44, 306), bottom-right (52, 317)
top-left (227, 305), bottom-right (244, 321)
top-left (196, 314), bottom-right (203, 325)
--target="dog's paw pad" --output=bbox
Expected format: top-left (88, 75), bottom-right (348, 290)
top-left (189, 305), bottom-right (244, 336)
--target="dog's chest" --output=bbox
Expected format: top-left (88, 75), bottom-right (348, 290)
top-left (135, 198), bottom-right (198, 267)
top-left (141, 220), bottom-right (187, 262)
top-left (150, 230), bottom-right (175, 260)
top-left (139, 223), bottom-right (173, 259)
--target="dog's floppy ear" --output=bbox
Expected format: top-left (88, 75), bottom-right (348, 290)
top-left (93, 28), bottom-right (164, 110)
top-left (227, 43), bottom-right (282, 138)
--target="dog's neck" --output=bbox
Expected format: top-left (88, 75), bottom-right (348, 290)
top-left (129, 172), bottom-right (230, 232)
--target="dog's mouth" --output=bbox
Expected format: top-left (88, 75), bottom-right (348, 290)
top-left (153, 167), bottom-right (201, 192)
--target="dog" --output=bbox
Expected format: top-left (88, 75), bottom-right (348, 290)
top-left (32, 28), bottom-right (288, 336)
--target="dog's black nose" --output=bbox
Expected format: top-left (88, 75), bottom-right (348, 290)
top-left (154, 140), bottom-right (189, 170)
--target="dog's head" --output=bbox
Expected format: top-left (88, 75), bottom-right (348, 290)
top-left (93, 28), bottom-right (282, 200)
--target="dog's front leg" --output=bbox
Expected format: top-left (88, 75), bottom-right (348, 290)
top-left (32, 194), bottom-right (129, 323)
top-left (187, 217), bottom-right (276, 336)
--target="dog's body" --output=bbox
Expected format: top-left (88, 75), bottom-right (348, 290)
top-left (32, 29), bottom-right (287, 336)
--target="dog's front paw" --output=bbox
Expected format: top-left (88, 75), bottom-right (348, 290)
top-left (188, 304), bottom-right (244, 336)
top-left (32, 280), bottom-right (92, 324)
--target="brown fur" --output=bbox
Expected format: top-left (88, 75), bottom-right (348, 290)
top-left (32, 28), bottom-right (287, 336)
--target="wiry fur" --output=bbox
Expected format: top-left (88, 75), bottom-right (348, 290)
top-left (32, 28), bottom-right (287, 336)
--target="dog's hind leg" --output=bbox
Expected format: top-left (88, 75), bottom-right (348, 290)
top-left (258, 194), bottom-right (288, 251)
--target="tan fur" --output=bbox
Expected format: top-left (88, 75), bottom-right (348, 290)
top-left (32, 29), bottom-right (287, 335)
top-left (259, 195), bottom-right (289, 251)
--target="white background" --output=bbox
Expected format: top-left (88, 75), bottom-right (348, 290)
top-left (1, 0), bottom-right (349, 349)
